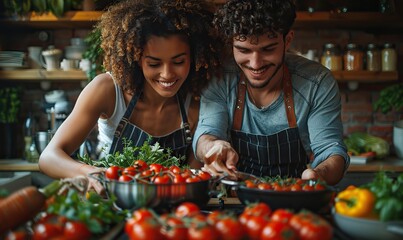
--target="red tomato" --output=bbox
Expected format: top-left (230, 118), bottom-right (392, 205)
top-left (207, 210), bottom-right (224, 225)
top-left (128, 219), bottom-right (163, 240)
top-left (173, 173), bottom-right (186, 184)
top-left (149, 163), bottom-right (165, 173)
top-left (175, 202), bottom-right (200, 218)
top-left (215, 216), bottom-right (246, 240)
top-left (188, 224), bottom-right (219, 240)
top-left (5, 230), bottom-right (29, 240)
top-left (290, 183), bottom-right (302, 191)
top-left (260, 220), bottom-right (298, 240)
top-left (258, 182), bottom-right (273, 190)
top-left (132, 208), bottom-right (154, 222)
top-left (244, 202), bottom-right (272, 218)
top-left (152, 174), bottom-right (172, 184)
top-left (33, 223), bottom-right (63, 240)
top-left (270, 209), bottom-right (294, 223)
top-left (123, 166), bottom-right (137, 176)
top-left (245, 215), bottom-right (269, 240)
top-left (198, 171), bottom-right (212, 181)
top-left (302, 184), bottom-right (314, 191)
top-left (289, 211), bottom-right (332, 240)
top-left (314, 183), bottom-right (326, 191)
top-left (119, 174), bottom-right (133, 182)
top-left (63, 221), bottom-right (92, 239)
top-left (105, 166), bottom-right (121, 180)
top-left (186, 175), bottom-right (202, 183)
top-left (160, 216), bottom-right (187, 240)
top-left (245, 180), bottom-right (257, 188)
top-left (134, 160), bottom-right (148, 172)
top-left (169, 165), bottom-right (182, 174)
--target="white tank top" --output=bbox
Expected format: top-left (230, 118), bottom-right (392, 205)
top-left (96, 73), bottom-right (192, 156)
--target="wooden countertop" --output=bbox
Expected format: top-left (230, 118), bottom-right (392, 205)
top-left (1, 158), bottom-right (403, 172)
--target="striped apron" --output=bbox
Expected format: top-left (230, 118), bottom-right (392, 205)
top-left (109, 90), bottom-right (192, 165)
top-left (230, 66), bottom-right (309, 177)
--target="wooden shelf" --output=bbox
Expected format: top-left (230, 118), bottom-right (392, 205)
top-left (331, 70), bottom-right (398, 82)
top-left (1, 11), bottom-right (402, 30)
top-left (0, 69), bottom-right (397, 83)
top-left (0, 69), bottom-right (87, 81)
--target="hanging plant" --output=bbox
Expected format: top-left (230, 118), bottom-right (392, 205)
top-left (82, 27), bottom-right (104, 81)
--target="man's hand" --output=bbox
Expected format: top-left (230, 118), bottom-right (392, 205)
top-left (302, 155), bottom-right (346, 185)
top-left (197, 136), bottom-right (238, 177)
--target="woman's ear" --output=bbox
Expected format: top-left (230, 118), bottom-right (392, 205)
top-left (284, 31), bottom-right (294, 51)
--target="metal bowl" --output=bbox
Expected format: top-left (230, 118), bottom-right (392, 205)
top-left (89, 172), bottom-right (212, 211)
top-left (333, 209), bottom-right (403, 240)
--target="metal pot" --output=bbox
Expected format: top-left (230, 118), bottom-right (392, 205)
top-left (89, 172), bottom-right (214, 211)
top-left (221, 171), bottom-right (334, 212)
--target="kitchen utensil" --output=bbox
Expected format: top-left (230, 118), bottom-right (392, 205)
top-left (333, 208), bottom-right (403, 240)
top-left (220, 172), bottom-right (334, 212)
top-left (89, 171), bottom-right (214, 210)
top-left (27, 46), bottom-right (43, 69)
top-left (34, 131), bottom-right (53, 154)
top-left (41, 46), bottom-right (62, 70)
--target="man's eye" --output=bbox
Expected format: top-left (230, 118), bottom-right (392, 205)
top-left (264, 48), bottom-right (276, 52)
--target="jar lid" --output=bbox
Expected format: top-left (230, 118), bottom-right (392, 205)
top-left (346, 43), bottom-right (360, 50)
top-left (323, 43), bottom-right (339, 49)
top-left (367, 43), bottom-right (378, 49)
top-left (383, 43), bottom-right (395, 49)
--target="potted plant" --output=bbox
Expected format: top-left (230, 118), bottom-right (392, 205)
top-left (82, 27), bottom-right (104, 81)
top-left (374, 83), bottom-right (403, 159)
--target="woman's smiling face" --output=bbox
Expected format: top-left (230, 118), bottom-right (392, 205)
top-left (140, 35), bottom-right (191, 98)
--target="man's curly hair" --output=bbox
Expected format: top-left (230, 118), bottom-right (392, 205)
top-left (97, 0), bottom-right (222, 95)
top-left (213, 0), bottom-right (296, 43)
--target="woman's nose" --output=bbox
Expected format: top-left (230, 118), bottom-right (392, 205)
top-left (160, 64), bottom-right (175, 79)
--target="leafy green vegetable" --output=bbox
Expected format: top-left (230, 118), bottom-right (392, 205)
top-left (47, 189), bottom-right (128, 234)
top-left (79, 138), bottom-right (183, 168)
top-left (374, 83), bottom-right (403, 114)
top-left (363, 171), bottom-right (403, 221)
top-left (0, 87), bottom-right (21, 123)
top-left (344, 132), bottom-right (390, 158)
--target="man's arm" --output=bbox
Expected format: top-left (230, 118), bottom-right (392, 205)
top-left (302, 154), bottom-right (346, 185)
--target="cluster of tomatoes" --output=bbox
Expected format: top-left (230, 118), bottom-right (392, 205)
top-left (243, 177), bottom-right (327, 192)
top-left (5, 213), bottom-right (92, 240)
top-left (105, 160), bottom-right (212, 184)
top-left (125, 201), bottom-right (333, 240)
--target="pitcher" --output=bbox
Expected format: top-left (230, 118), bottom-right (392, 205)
top-left (41, 46), bottom-right (62, 70)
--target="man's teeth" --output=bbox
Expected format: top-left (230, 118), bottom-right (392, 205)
top-left (251, 68), bottom-right (266, 74)
top-left (159, 81), bottom-right (175, 87)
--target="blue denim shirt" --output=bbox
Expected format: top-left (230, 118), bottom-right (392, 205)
top-left (193, 53), bottom-right (350, 170)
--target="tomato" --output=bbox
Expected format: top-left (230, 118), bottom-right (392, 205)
top-left (244, 180), bottom-right (257, 188)
top-left (215, 216), bottom-right (246, 240)
top-left (172, 173), bottom-right (186, 184)
top-left (123, 166), bottom-right (137, 176)
top-left (314, 183), bottom-right (326, 191)
top-left (105, 165), bottom-right (121, 180)
top-left (302, 184), bottom-right (314, 191)
top-left (33, 223), bottom-right (63, 240)
top-left (258, 182), bottom-right (273, 190)
top-left (245, 215), bottom-right (269, 240)
top-left (119, 174), bottom-right (133, 182)
top-left (149, 163), bottom-right (165, 173)
top-left (290, 183), bottom-right (302, 191)
top-left (132, 208), bottom-right (154, 222)
top-left (160, 216), bottom-right (187, 240)
top-left (243, 202), bottom-right (272, 218)
top-left (188, 223), bottom-right (219, 240)
top-left (140, 169), bottom-right (155, 179)
top-left (5, 230), bottom-right (29, 240)
top-left (169, 165), bottom-right (182, 174)
top-left (198, 171), bottom-right (212, 181)
top-left (63, 221), bottom-right (92, 239)
top-left (181, 169), bottom-right (193, 179)
top-left (207, 210), bottom-right (224, 225)
top-left (152, 174), bottom-right (172, 184)
top-left (175, 202), bottom-right (200, 218)
top-left (185, 175), bottom-right (202, 183)
top-left (270, 209), bottom-right (294, 223)
top-left (134, 160), bottom-right (148, 172)
top-left (289, 211), bottom-right (332, 240)
top-left (260, 220), bottom-right (297, 240)
top-left (128, 219), bottom-right (163, 240)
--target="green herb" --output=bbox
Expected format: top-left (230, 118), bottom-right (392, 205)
top-left (82, 27), bottom-right (104, 81)
top-left (79, 138), bottom-right (183, 168)
top-left (46, 188), bottom-right (128, 234)
top-left (0, 87), bottom-right (21, 123)
top-left (363, 171), bottom-right (403, 221)
top-left (374, 83), bottom-right (403, 114)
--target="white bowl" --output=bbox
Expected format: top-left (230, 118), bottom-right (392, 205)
top-left (333, 209), bottom-right (403, 240)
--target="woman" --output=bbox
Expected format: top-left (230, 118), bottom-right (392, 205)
top-left (39, 0), bottom-right (221, 193)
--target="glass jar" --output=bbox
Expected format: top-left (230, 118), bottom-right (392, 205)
top-left (343, 43), bottom-right (364, 71)
top-left (321, 43), bottom-right (342, 71)
top-left (381, 43), bottom-right (397, 71)
top-left (366, 43), bottom-right (381, 71)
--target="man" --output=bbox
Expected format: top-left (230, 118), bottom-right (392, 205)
top-left (193, 0), bottom-right (349, 185)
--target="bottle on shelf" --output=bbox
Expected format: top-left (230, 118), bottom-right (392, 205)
top-left (321, 43), bottom-right (343, 71)
top-left (365, 43), bottom-right (381, 71)
top-left (23, 112), bottom-right (39, 162)
top-left (343, 43), bottom-right (364, 71)
top-left (381, 43), bottom-right (397, 71)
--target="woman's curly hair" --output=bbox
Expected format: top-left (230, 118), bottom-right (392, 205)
top-left (97, 0), bottom-right (222, 95)
top-left (213, 0), bottom-right (296, 43)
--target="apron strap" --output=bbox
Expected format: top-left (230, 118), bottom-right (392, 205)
top-left (232, 66), bottom-right (297, 131)
top-left (232, 75), bottom-right (247, 130)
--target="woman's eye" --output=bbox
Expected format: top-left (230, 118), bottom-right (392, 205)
top-left (173, 60), bottom-right (185, 65)
top-left (148, 62), bottom-right (160, 67)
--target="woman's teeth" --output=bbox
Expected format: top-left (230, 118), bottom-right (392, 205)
top-left (158, 81), bottom-right (176, 87)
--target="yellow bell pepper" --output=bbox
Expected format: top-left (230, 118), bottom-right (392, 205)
top-left (335, 185), bottom-right (376, 218)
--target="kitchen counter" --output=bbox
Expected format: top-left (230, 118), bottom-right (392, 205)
top-left (1, 157), bottom-right (403, 172)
